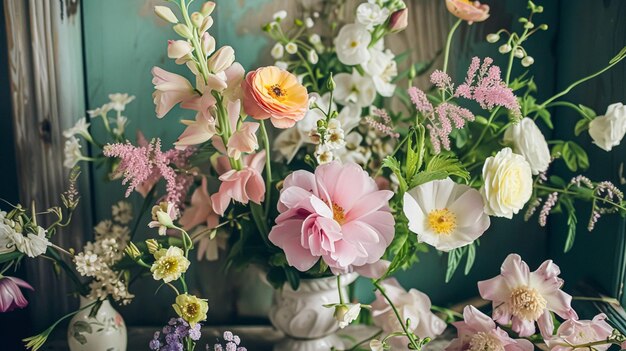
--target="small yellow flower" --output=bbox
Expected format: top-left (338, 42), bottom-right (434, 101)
top-left (172, 294), bottom-right (209, 326)
top-left (150, 246), bottom-right (190, 283)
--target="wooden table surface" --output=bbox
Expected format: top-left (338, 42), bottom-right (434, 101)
top-left (45, 325), bottom-right (455, 350)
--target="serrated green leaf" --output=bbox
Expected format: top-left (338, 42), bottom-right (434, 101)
top-left (383, 156), bottom-right (408, 193)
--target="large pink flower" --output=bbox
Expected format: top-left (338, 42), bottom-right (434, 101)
top-left (210, 145), bottom-right (266, 216)
top-left (0, 276), bottom-right (33, 312)
top-left (545, 314), bottom-right (614, 351)
top-left (372, 278), bottom-right (446, 350)
top-left (445, 0), bottom-right (490, 24)
top-left (446, 305), bottom-right (533, 351)
top-left (478, 254), bottom-right (578, 338)
top-left (180, 177), bottom-right (219, 231)
top-left (268, 161), bottom-right (394, 273)
top-left (151, 67), bottom-right (197, 118)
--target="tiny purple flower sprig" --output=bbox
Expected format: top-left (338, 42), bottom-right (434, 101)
top-left (149, 318), bottom-right (202, 351)
top-left (208, 331), bottom-right (246, 351)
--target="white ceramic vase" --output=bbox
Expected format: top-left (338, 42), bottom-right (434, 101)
top-left (269, 273), bottom-right (358, 350)
top-left (67, 297), bottom-right (127, 351)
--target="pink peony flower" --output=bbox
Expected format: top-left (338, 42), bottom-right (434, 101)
top-left (445, 0), bottom-right (490, 24)
top-left (545, 314), bottom-right (614, 351)
top-left (210, 144), bottom-right (266, 216)
top-left (0, 276), bottom-right (33, 312)
top-left (151, 66), bottom-right (197, 118)
top-left (478, 254), bottom-right (578, 338)
top-left (268, 161), bottom-right (394, 273)
top-left (446, 305), bottom-right (534, 351)
top-left (372, 278), bottom-right (446, 349)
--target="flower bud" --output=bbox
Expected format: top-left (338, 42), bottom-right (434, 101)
top-left (308, 49), bottom-right (319, 64)
top-left (369, 339), bottom-right (384, 351)
top-left (167, 40), bottom-right (194, 59)
top-left (388, 8), bottom-right (408, 33)
top-left (333, 305), bottom-right (349, 321)
top-left (271, 43), bottom-right (284, 59)
top-left (309, 34), bottom-right (321, 44)
top-left (201, 32), bottom-right (216, 56)
top-left (146, 239), bottom-right (160, 255)
top-left (521, 56), bottom-right (535, 67)
top-left (499, 44), bottom-right (512, 54)
top-left (539, 24), bottom-right (549, 30)
top-left (273, 10), bottom-right (287, 21)
top-left (514, 48), bottom-right (524, 58)
top-left (154, 6), bottom-right (178, 24)
top-left (125, 242), bottom-right (141, 260)
top-left (285, 42), bottom-right (298, 54)
top-left (199, 16), bottom-right (214, 34)
top-left (200, 1), bottom-right (216, 16)
top-left (208, 46), bottom-right (235, 73)
top-left (327, 74), bottom-right (336, 92)
top-left (190, 12), bottom-right (204, 28)
top-left (486, 33), bottom-right (500, 43)
top-left (156, 209), bottom-right (174, 229)
top-left (305, 17), bottom-right (314, 28)
top-left (173, 23), bottom-right (193, 39)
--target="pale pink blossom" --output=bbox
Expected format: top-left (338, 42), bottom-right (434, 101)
top-left (179, 177), bottom-right (219, 231)
top-left (372, 278), bottom-right (446, 349)
top-left (445, 0), bottom-right (490, 24)
top-left (446, 305), bottom-right (533, 351)
top-left (104, 137), bottom-right (194, 208)
top-left (167, 40), bottom-right (194, 62)
top-left (222, 99), bottom-right (259, 159)
top-left (268, 161), bottom-right (394, 273)
top-left (545, 314), bottom-right (613, 351)
top-left (152, 66), bottom-right (196, 118)
top-left (210, 145), bottom-right (266, 216)
top-left (174, 112), bottom-right (217, 150)
top-left (0, 276), bottom-right (33, 312)
top-left (478, 254), bottom-right (578, 338)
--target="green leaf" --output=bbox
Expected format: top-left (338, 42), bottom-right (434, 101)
top-left (536, 109), bottom-right (553, 129)
top-left (405, 127), bottom-right (425, 181)
top-left (561, 142), bottom-right (578, 172)
top-left (578, 104), bottom-right (596, 120)
top-left (445, 247), bottom-right (466, 283)
top-left (562, 198), bottom-right (577, 253)
top-left (464, 242), bottom-right (477, 275)
top-left (549, 175), bottom-right (566, 187)
top-left (284, 267), bottom-right (300, 291)
top-left (574, 118), bottom-right (591, 136)
top-left (382, 156), bottom-right (408, 193)
top-left (0, 251), bottom-right (23, 264)
top-left (568, 142), bottom-right (589, 170)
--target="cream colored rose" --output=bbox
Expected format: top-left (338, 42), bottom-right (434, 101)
top-left (503, 117), bottom-right (551, 175)
top-left (480, 148), bottom-right (533, 219)
top-left (588, 103), bottom-right (626, 151)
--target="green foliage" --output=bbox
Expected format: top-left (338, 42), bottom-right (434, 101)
top-left (410, 154), bottom-right (469, 188)
top-left (445, 241), bottom-right (479, 283)
top-left (561, 197), bottom-right (578, 253)
top-left (552, 141), bottom-right (589, 172)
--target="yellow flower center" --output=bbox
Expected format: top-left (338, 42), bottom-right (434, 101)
top-left (267, 84), bottom-right (287, 101)
top-left (509, 286), bottom-right (547, 321)
top-left (350, 41), bottom-right (359, 48)
top-left (184, 303), bottom-right (199, 317)
top-left (333, 203), bottom-right (346, 225)
top-left (329, 132), bottom-right (341, 143)
top-left (468, 332), bottom-right (504, 351)
top-left (427, 208), bottom-right (457, 235)
top-left (159, 257), bottom-right (179, 274)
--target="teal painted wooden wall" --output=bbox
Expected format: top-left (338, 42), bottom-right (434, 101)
top-left (81, 0), bottom-right (624, 325)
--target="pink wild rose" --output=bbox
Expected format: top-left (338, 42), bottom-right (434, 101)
top-left (268, 161), bottom-right (395, 273)
top-left (477, 254), bottom-right (578, 338)
top-left (446, 305), bottom-right (533, 351)
top-left (545, 314), bottom-right (614, 351)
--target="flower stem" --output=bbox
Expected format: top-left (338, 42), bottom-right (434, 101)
top-left (259, 120), bottom-right (273, 217)
top-left (442, 19), bottom-right (462, 76)
top-left (373, 280), bottom-right (421, 350)
top-left (337, 275), bottom-right (344, 304)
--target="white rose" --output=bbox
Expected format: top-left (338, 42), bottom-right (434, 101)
top-left (503, 117), bottom-right (551, 175)
top-left (588, 103), bottom-right (626, 151)
top-left (334, 24), bottom-right (371, 66)
top-left (356, 3), bottom-right (390, 28)
top-left (480, 147), bottom-right (533, 219)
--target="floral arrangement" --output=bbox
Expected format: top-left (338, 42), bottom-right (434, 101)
top-left (2, 0), bottom-right (626, 350)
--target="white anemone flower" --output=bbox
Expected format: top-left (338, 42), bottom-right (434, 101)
top-left (333, 70), bottom-right (376, 108)
top-left (403, 178), bottom-right (490, 252)
top-left (334, 24), bottom-right (371, 65)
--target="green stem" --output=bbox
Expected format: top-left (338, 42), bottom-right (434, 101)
top-left (250, 203), bottom-right (271, 246)
top-left (337, 275), bottom-right (345, 304)
top-left (535, 185), bottom-right (626, 212)
top-left (373, 130), bottom-right (412, 178)
top-left (180, 0), bottom-right (209, 83)
top-left (259, 120), bottom-right (273, 217)
top-left (539, 53), bottom-right (626, 109)
top-left (373, 280), bottom-right (420, 350)
top-left (442, 19), bottom-right (462, 76)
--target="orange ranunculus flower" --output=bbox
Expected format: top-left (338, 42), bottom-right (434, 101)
top-left (445, 0), bottom-right (490, 24)
top-left (242, 66), bottom-right (308, 129)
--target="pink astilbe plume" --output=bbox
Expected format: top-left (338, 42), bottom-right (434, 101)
top-left (409, 86), bottom-right (475, 153)
top-left (430, 70), bottom-right (453, 91)
top-left (104, 138), bottom-right (194, 208)
top-left (366, 108), bottom-right (400, 138)
top-left (455, 57), bottom-right (521, 117)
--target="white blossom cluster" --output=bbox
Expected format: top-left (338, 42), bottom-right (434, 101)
top-left (73, 201), bottom-right (134, 304)
top-left (0, 211), bottom-right (50, 258)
